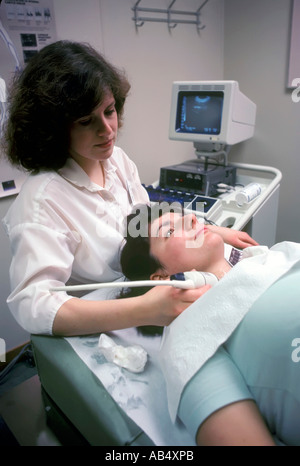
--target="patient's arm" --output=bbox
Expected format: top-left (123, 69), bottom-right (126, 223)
top-left (196, 400), bottom-right (275, 446)
top-left (207, 225), bottom-right (259, 249)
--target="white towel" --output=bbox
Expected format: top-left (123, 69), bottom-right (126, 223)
top-left (159, 241), bottom-right (300, 422)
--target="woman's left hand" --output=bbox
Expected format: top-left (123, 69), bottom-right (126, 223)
top-left (207, 225), bottom-right (259, 249)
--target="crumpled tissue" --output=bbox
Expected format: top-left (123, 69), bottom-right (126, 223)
top-left (98, 333), bottom-right (147, 373)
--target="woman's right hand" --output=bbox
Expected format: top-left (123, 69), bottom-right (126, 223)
top-left (53, 282), bottom-right (211, 337)
top-left (138, 284), bottom-right (211, 327)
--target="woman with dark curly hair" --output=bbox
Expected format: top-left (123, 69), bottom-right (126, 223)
top-left (4, 41), bottom-right (129, 172)
top-left (2, 40), bottom-right (256, 337)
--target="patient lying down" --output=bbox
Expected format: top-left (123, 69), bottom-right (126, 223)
top-left (120, 203), bottom-right (300, 446)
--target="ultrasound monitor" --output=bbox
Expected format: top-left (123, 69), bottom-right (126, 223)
top-left (169, 81), bottom-right (256, 152)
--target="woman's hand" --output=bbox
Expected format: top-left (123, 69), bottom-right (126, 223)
top-left (207, 225), bottom-right (259, 249)
top-left (139, 284), bottom-right (211, 327)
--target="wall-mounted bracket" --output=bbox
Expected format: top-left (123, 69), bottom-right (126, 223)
top-left (132, 0), bottom-right (210, 32)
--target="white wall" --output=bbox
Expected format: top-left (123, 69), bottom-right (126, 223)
top-left (0, 197), bottom-right (30, 350)
top-left (54, 0), bottom-right (224, 184)
top-left (0, 0), bottom-right (224, 350)
top-left (97, 0), bottom-right (224, 184)
top-left (224, 0), bottom-right (300, 243)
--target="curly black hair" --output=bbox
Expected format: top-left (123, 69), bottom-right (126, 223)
top-left (3, 40), bottom-right (130, 172)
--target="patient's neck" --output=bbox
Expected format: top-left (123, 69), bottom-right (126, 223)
top-left (206, 258), bottom-right (232, 280)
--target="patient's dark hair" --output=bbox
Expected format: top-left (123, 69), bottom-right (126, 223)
top-left (121, 202), bottom-right (184, 295)
top-left (121, 204), bottom-right (168, 336)
top-left (3, 40), bottom-right (130, 172)
top-left (121, 204), bottom-right (163, 288)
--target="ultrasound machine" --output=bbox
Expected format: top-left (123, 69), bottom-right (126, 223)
top-left (143, 80), bottom-right (281, 246)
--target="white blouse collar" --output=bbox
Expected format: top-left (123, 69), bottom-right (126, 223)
top-left (58, 157), bottom-right (117, 192)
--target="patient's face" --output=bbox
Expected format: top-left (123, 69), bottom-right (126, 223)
top-left (149, 212), bottom-right (224, 276)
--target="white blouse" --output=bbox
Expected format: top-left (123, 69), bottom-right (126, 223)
top-left (2, 147), bottom-right (149, 335)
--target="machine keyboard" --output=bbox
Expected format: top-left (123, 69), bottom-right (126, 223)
top-left (143, 185), bottom-right (218, 214)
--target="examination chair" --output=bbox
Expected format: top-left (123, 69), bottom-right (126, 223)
top-left (31, 334), bottom-right (155, 446)
top-left (31, 264), bottom-right (299, 446)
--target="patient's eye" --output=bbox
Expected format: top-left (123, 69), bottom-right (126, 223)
top-left (166, 228), bottom-right (174, 237)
